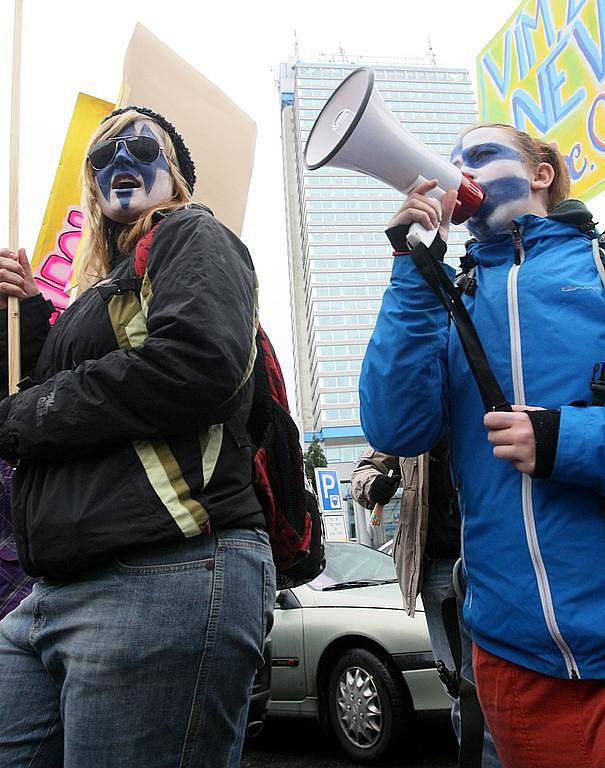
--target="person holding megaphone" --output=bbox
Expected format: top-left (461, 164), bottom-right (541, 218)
top-left (359, 122), bottom-right (605, 768)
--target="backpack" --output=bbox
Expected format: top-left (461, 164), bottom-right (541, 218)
top-left (248, 326), bottom-right (325, 589)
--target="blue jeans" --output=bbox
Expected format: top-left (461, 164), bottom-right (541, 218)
top-left (421, 557), bottom-right (501, 768)
top-left (0, 527), bottom-right (275, 768)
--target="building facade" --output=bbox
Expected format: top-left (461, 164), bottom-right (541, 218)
top-left (278, 56), bottom-right (478, 539)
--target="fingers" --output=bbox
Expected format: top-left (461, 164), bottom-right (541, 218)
top-left (388, 181), bottom-right (460, 239)
top-left (484, 411), bottom-right (517, 430)
top-left (0, 248), bottom-right (19, 262)
top-left (0, 248), bottom-right (27, 300)
top-left (484, 409), bottom-right (536, 474)
top-left (441, 190), bottom-right (458, 224)
top-left (485, 413), bottom-right (532, 440)
top-left (388, 181), bottom-right (443, 231)
top-left (402, 198), bottom-right (441, 231)
top-left (0, 280), bottom-right (27, 299)
top-left (492, 445), bottom-right (519, 461)
top-left (413, 179), bottom-right (439, 195)
top-left (17, 248), bottom-right (32, 277)
top-left (511, 404), bottom-right (545, 412)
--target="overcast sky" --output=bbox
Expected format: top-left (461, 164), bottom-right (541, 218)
top-left (1, 0), bottom-right (603, 403)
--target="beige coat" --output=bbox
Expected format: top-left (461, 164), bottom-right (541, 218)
top-left (350, 448), bottom-right (429, 617)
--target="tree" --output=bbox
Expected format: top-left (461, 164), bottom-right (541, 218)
top-left (303, 436), bottom-right (327, 493)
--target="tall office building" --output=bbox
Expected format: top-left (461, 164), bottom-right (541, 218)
top-left (278, 55), bottom-right (478, 518)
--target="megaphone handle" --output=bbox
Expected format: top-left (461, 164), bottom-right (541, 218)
top-left (406, 222), bottom-right (440, 249)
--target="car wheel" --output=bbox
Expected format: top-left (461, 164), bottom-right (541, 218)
top-left (327, 647), bottom-right (413, 765)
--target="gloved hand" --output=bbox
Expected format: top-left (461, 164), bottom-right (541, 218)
top-left (368, 472), bottom-right (401, 505)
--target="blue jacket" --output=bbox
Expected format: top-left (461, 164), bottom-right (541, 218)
top-left (360, 204), bottom-right (605, 680)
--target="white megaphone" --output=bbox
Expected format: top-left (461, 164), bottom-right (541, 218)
top-left (304, 68), bottom-right (484, 248)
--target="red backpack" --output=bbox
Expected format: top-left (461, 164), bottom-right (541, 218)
top-left (248, 326), bottom-right (325, 589)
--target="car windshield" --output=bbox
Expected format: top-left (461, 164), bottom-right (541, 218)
top-left (308, 542), bottom-right (397, 591)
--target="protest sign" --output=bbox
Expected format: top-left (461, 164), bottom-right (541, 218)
top-left (31, 93), bottom-right (114, 316)
top-left (477, 0), bottom-right (605, 201)
top-left (118, 23), bottom-right (257, 237)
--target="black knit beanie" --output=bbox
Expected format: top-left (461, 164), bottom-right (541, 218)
top-left (101, 106), bottom-right (196, 193)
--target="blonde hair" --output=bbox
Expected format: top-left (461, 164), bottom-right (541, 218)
top-left (460, 123), bottom-right (571, 210)
top-left (77, 110), bottom-right (192, 291)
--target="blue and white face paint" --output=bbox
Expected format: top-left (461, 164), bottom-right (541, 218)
top-left (450, 127), bottom-right (532, 241)
top-left (93, 119), bottom-right (174, 224)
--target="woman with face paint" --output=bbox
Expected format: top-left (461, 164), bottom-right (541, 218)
top-left (360, 123), bottom-right (605, 768)
top-left (0, 107), bottom-right (275, 768)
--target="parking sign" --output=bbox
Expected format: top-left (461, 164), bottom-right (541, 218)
top-left (314, 468), bottom-right (343, 513)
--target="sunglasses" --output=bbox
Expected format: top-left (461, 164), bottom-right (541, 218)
top-left (88, 135), bottom-right (164, 171)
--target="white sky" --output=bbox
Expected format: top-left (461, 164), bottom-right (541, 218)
top-left (1, 0), bottom-right (603, 405)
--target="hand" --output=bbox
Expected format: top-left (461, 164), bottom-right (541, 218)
top-left (387, 179), bottom-right (458, 242)
top-left (484, 404), bottom-right (545, 475)
top-left (369, 472), bottom-right (401, 505)
top-left (0, 248), bottom-right (39, 310)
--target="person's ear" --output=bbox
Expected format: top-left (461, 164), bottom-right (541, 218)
top-left (530, 162), bottom-right (555, 192)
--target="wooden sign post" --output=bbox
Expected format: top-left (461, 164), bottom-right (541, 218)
top-left (8, 0), bottom-right (23, 395)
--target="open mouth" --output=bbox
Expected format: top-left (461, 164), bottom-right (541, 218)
top-left (112, 173), bottom-right (141, 191)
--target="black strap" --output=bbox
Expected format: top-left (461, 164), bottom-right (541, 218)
top-left (458, 678), bottom-right (486, 768)
top-left (410, 240), bottom-right (512, 413)
top-left (96, 276), bottom-right (144, 301)
top-left (441, 559), bottom-right (485, 768)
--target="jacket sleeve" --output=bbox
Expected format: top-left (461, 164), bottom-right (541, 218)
top-left (0, 294), bottom-right (53, 398)
top-left (550, 405), bottom-right (605, 495)
top-left (359, 253), bottom-right (452, 457)
top-left (350, 450), bottom-right (401, 509)
top-left (0, 211), bottom-right (257, 461)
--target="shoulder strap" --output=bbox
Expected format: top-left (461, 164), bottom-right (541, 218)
top-left (410, 240), bottom-right (511, 413)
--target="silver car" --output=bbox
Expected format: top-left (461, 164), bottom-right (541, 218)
top-left (268, 541), bottom-right (449, 765)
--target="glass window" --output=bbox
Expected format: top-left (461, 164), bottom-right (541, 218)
top-left (307, 541), bottom-right (396, 591)
top-left (315, 328), bottom-right (372, 342)
top-left (312, 300), bottom-right (382, 311)
top-left (312, 286), bottom-right (384, 298)
top-left (316, 344), bottom-right (364, 357)
top-left (318, 360), bottom-right (363, 373)
top-left (320, 407), bottom-right (361, 422)
top-left (320, 391), bottom-right (359, 405)
top-left (314, 314), bottom-right (375, 327)
top-left (318, 375), bottom-right (359, 389)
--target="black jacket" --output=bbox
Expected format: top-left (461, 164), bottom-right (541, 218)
top-left (0, 206), bottom-right (263, 578)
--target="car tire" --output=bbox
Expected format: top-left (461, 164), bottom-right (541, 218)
top-left (326, 647), bottom-right (413, 765)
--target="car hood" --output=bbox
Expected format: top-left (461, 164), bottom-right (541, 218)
top-left (300, 582), bottom-right (414, 610)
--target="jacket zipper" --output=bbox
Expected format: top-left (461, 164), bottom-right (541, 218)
top-left (460, 513), bottom-right (472, 608)
top-left (507, 225), bottom-right (580, 679)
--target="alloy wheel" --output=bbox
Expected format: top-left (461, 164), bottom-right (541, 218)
top-left (335, 665), bottom-right (383, 749)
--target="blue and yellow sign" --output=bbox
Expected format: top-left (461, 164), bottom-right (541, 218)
top-left (477, 0), bottom-right (605, 201)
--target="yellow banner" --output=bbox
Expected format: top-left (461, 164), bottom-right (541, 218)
top-left (31, 93), bottom-right (114, 315)
top-left (477, 0), bottom-right (605, 201)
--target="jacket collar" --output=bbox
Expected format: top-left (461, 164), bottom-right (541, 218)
top-left (465, 199), bottom-right (596, 268)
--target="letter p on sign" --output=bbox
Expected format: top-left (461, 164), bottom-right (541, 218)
top-left (315, 468), bottom-right (343, 513)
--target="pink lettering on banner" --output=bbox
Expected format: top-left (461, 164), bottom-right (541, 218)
top-left (33, 207), bottom-right (84, 323)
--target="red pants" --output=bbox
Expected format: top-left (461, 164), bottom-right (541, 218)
top-left (473, 643), bottom-right (605, 768)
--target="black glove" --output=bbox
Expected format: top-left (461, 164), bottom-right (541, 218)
top-left (369, 472), bottom-right (401, 505)
top-left (385, 224), bottom-right (410, 252)
top-left (525, 409), bottom-right (560, 479)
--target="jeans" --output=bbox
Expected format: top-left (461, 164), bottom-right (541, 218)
top-left (421, 556), bottom-right (502, 768)
top-left (0, 527), bottom-right (276, 768)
